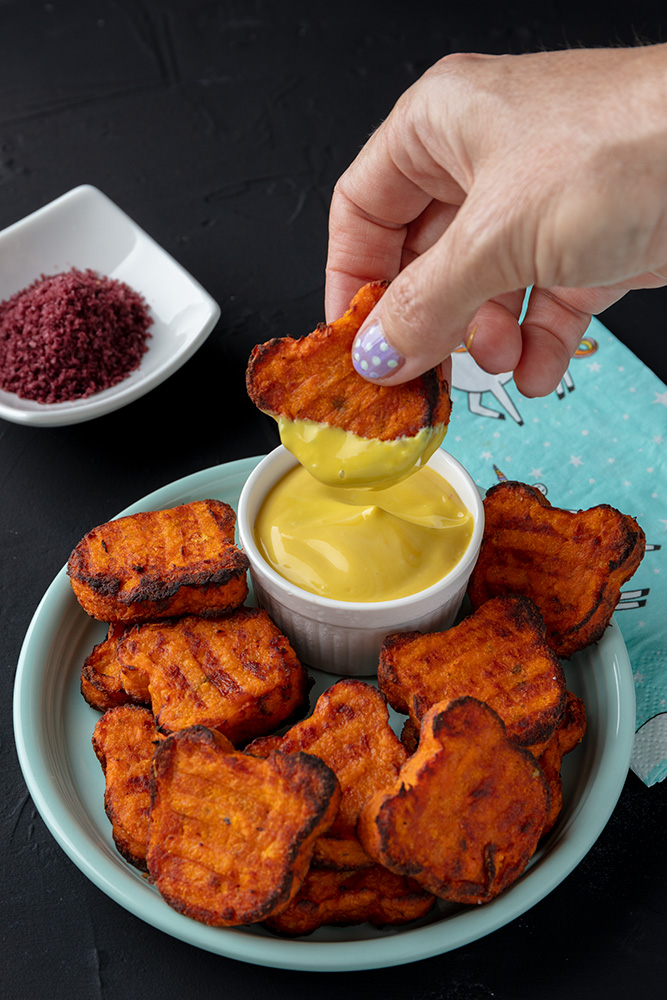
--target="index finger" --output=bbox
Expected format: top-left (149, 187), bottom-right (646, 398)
top-left (324, 100), bottom-right (470, 322)
top-left (324, 188), bottom-right (407, 322)
top-left (325, 196), bottom-right (430, 323)
top-left (324, 123), bottom-right (436, 322)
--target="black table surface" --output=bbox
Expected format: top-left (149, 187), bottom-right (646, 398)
top-left (3, 2), bottom-right (667, 998)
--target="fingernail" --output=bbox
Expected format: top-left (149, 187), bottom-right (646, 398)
top-left (352, 319), bottom-right (405, 380)
top-left (465, 324), bottom-right (477, 351)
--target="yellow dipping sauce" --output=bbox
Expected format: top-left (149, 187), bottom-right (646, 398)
top-left (276, 416), bottom-right (447, 489)
top-left (254, 463), bottom-right (474, 602)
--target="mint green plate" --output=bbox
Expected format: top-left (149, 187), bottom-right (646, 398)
top-left (13, 457), bottom-right (636, 971)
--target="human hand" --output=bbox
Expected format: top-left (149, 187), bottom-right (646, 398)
top-left (325, 45), bottom-right (667, 396)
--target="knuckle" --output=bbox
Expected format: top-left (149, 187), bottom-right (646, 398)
top-left (428, 51), bottom-right (496, 84)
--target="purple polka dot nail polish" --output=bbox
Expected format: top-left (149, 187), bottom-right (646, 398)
top-left (351, 320), bottom-right (405, 380)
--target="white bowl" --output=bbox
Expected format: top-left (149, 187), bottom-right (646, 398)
top-left (0, 185), bottom-right (220, 426)
top-left (238, 445), bottom-right (484, 676)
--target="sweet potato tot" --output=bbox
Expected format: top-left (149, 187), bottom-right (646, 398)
top-left (117, 607), bottom-right (310, 745)
top-left (92, 704), bottom-right (167, 870)
top-left (538, 690), bottom-right (587, 836)
top-left (68, 499), bottom-right (249, 623)
top-left (246, 281), bottom-right (451, 443)
top-left (246, 679), bottom-right (408, 869)
top-left (357, 697), bottom-right (550, 905)
top-left (468, 481), bottom-right (646, 658)
top-left (264, 864), bottom-right (435, 936)
top-left (378, 595), bottom-right (567, 757)
top-left (147, 727), bottom-right (341, 927)
top-left (81, 624), bottom-right (137, 711)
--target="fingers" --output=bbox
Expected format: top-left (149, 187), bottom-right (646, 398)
top-left (324, 128), bottom-right (435, 323)
top-left (326, 190), bottom-right (463, 336)
top-left (348, 186), bottom-right (526, 385)
top-left (324, 187), bottom-right (411, 324)
top-left (465, 293), bottom-right (527, 375)
top-left (506, 287), bottom-right (612, 397)
top-left (324, 98), bottom-right (467, 324)
top-left (509, 274), bottom-right (667, 395)
top-left (326, 59), bottom-right (509, 376)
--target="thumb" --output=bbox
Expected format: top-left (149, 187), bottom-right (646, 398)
top-left (351, 206), bottom-right (517, 384)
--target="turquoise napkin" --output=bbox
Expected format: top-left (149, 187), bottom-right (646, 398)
top-left (445, 317), bottom-right (667, 786)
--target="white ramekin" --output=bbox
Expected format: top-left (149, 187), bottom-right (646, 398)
top-left (237, 445), bottom-right (484, 677)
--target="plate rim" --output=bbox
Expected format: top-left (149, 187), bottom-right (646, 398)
top-left (12, 455), bottom-right (636, 971)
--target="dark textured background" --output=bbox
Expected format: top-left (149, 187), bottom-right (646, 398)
top-left (2, 2), bottom-right (667, 998)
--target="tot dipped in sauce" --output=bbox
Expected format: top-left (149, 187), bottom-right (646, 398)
top-left (254, 463), bottom-right (474, 603)
top-left (246, 281), bottom-right (451, 489)
top-left (245, 283), bottom-right (464, 601)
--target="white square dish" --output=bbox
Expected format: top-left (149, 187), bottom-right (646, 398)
top-left (0, 185), bottom-right (220, 426)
